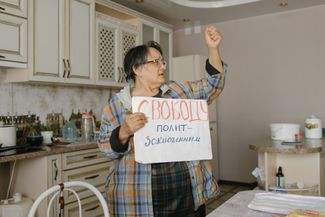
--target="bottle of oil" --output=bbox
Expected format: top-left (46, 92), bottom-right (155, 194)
top-left (276, 166), bottom-right (285, 188)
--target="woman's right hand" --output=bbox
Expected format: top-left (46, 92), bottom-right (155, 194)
top-left (119, 112), bottom-right (148, 145)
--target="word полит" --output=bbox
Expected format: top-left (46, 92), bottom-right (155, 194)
top-left (134, 98), bottom-right (209, 122)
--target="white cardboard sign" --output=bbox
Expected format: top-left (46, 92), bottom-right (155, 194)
top-left (132, 96), bottom-right (212, 164)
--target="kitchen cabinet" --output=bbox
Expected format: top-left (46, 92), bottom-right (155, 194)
top-left (0, 0), bottom-right (27, 68)
top-left (12, 148), bottom-right (114, 217)
top-left (0, 0), bottom-right (27, 18)
top-left (5, 0), bottom-right (96, 85)
top-left (33, 0), bottom-right (95, 84)
top-left (95, 12), bottom-right (139, 87)
top-left (12, 154), bottom-right (62, 216)
top-left (249, 139), bottom-right (324, 196)
top-left (141, 19), bottom-right (173, 80)
top-left (171, 54), bottom-right (219, 181)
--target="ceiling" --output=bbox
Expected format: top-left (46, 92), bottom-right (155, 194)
top-left (109, 0), bottom-right (325, 30)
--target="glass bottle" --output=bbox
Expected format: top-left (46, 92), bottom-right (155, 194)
top-left (276, 166), bottom-right (285, 188)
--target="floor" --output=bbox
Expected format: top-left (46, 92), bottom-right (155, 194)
top-left (206, 182), bottom-right (253, 215)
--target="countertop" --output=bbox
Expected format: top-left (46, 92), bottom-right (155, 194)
top-left (249, 138), bottom-right (324, 154)
top-left (0, 142), bottom-right (98, 163)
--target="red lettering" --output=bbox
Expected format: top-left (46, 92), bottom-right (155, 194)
top-left (199, 101), bottom-right (209, 121)
top-left (137, 99), bottom-right (148, 112)
top-left (151, 99), bottom-right (161, 120)
top-left (161, 100), bottom-right (171, 120)
top-left (189, 100), bottom-right (201, 122)
top-left (171, 101), bottom-right (181, 120)
top-left (180, 100), bottom-right (189, 120)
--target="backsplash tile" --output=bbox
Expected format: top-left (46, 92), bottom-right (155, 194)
top-left (0, 83), bottom-right (114, 123)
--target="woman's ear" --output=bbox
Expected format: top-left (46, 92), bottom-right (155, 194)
top-left (132, 65), bottom-right (142, 77)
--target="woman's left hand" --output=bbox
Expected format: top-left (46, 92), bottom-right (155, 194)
top-left (205, 26), bottom-right (222, 49)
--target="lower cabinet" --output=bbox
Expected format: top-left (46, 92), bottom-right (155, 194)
top-left (64, 195), bottom-right (104, 217)
top-left (13, 148), bottom-right (114, 217)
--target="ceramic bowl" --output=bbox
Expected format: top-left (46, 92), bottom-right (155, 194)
top-left (26, 135), bottom-right (43, 146)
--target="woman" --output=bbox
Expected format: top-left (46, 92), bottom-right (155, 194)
top-left (98, 26), bottom-right (226, 217)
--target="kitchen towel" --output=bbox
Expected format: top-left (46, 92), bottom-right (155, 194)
top-left (248, 192), bottom-right (325, 215)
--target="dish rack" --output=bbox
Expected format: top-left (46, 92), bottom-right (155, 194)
top-left (268, 184), bottom-right (319, 196)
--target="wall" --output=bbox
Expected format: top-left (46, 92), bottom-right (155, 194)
top-left (173, 5), bottom-right (325, 182)
top-left (0, 82), bottom-right (113, 124)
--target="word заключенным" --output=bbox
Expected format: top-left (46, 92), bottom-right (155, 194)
top-left (135, 98), bottom-right (208, 122)
top-left (144, 135), bottom-right (201, 147)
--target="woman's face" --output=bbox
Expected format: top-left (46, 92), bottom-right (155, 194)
top-left (136, 47), bottom-right (166, 87)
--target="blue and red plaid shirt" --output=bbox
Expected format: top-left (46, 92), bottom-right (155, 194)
top-left (98, 60), bottom-right (227, 217)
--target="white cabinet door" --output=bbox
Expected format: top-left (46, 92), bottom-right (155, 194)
top-left (95, 13), bottom-right (138, 87)
top-left (0, 12), bottom-right (27, 64)
top-left (12, 155), bottom-right (62, 217)
top-left (120, 25), bottom-right (139, 65)
top-left (34, 0), bottom-right (65, 81)
top-left (0, 0), bottom-right (27, 18)
top-left (95, 14), bottom-right (120, 85)
top-left (142, 21), bottom-right (155, 44)
top-left (67, 0), bottom-right (94, 84)
top-left (32, 0), bottom-right (95, 84)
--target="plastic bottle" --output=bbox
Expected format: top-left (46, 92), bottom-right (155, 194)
top-left (276, 166), bottom-right (285, 188)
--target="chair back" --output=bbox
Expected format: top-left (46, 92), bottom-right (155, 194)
top-left (27, 181), bottom-right (109, 217)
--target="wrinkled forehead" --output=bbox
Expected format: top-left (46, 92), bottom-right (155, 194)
top-left (147, 47), bottom-right (162, 60)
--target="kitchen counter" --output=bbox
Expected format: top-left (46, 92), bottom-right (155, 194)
top-left (0, 142), bottom-right (98, 163)
top-left (249, 138), bottom-right (324, 154)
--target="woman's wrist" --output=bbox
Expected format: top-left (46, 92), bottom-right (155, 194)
top-left (119, 125), bottom-right (131, 145)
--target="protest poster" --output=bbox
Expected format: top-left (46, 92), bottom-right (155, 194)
top-left (132, 96), bottom-right (212, 163)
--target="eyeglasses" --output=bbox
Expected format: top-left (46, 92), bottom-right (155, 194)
top-left (143, 58), bottom-right (167, 68)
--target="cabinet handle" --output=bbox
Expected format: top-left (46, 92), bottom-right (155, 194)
top-left (85, 205), bottom-right (100, 212)
top-left (0, 55), bottom-right (5, 58)
top-left (63, 59), bottom-right (67, 78)
top-left (54, 162), bottom-right (58, 181)
top-left (83, 154), bottom-right (97, 159)
top-left (0, 7), bottom-right (5, 11)
top-left (84, 174), bottom-right (99, 180)
top-left (67, 59), bottom-right (71, 78)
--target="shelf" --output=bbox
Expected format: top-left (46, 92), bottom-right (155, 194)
top-left (269, 185), bottom-right (319, 196)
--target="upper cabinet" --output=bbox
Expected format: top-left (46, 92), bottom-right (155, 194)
top-left (0, 0), bottom-right (28, 68)
top-left (33, 0), bottom-right (95, 84)
top-left (6, 0), bottom-right (95, 85)
top-left (95, 11), bottom-right (139, 87)
top-left (0, 0), bottom-right (27, 18)
top-left (3, 0), bottom-right (173, 88)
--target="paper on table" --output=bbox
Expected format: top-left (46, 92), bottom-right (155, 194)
top-left (248, 192), bottom-right (325, 215)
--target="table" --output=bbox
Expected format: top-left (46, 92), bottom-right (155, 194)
top-left (207, 190), bottom-right (273, 217)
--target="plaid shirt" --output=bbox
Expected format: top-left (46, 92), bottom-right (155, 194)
top-left (98, 61), bottom-right (226, 217)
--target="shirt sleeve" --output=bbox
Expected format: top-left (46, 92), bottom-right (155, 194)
top-left (205, 59), bottom-right (222, 75)
top-left (110, 126), bottom-right (129, 153)
top-left (168, 60), bottom-right (227, 105)
top-left (98, 96), bottom-right (131, 160)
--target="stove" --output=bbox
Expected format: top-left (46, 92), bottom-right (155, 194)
top-left (0, 144), bottom-right (45, 157)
